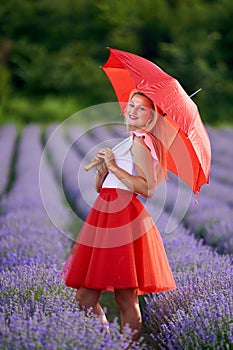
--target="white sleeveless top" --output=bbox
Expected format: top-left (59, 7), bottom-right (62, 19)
top-left (102, 131), bottom-right (159, 191)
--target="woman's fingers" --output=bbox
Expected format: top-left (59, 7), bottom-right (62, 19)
top-left (98, 148), bottom-right (113, 158)
top-left (96, 162), bottom-right (108, 175)
top-left (94, 148), bottom-right (116, 171)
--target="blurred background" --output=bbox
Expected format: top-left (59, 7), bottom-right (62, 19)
top-left (0, 0), bottom-right (232, 126)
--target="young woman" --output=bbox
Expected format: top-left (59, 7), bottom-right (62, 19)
top-left (61, 90), bottom-right (176, 340)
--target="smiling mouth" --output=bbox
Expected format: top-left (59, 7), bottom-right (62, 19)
top-left (129, 115), bottom-right (138, 120)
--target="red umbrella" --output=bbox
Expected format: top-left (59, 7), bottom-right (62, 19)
top-left (101, 47), bottom-right (211, 195)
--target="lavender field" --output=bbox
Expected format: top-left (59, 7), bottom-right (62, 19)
top-left (0, 122), bottom-right (232, 349)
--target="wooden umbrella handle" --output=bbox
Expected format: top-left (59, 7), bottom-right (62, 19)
top-left (84, 159), bottom-right (103, 171)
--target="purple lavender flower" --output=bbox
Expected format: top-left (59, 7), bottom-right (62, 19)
top-left (0, 124), bottom-right (17, 195)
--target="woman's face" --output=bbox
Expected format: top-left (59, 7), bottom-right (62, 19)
top-left (125, 93), bottom-right (154, 130)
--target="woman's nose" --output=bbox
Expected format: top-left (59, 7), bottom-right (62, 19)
top-left (131, 106), bottom-right (138, 114)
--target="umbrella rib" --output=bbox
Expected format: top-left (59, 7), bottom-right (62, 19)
top-left (189, 88), bottom-right (202, 98)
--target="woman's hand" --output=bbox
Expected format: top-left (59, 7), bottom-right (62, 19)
top-left (96, 161), bottom-right (108, 176)
top-left (96, 148), bottom-right (117, 172)
top-left (94, 148), bottom-right (115, 193)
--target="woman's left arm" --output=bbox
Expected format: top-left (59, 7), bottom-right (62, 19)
top-left (94, 163), bottom-right (108, 193)
top-left (102, 137), bottom-right (156, 198)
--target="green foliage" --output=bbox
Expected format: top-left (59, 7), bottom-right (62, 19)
top-left (0, 67), bottom-right (11, 119)
top-left (156, 0), bottom-right (233, 124)
top-left (0, 94), bottom-right (82, 125)
top-left (0, 0), bottom-right (233, 125)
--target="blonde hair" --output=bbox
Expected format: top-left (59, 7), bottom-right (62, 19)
top-left (149, 116), bottom-right (168, 184)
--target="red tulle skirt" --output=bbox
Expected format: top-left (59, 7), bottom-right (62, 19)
top-left (61, 188), bottom-right (176, 295)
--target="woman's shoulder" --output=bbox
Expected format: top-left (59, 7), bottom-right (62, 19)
top-left (131, 133), bottom-right (148, 151)
top-left (132, 130), bottom-right (158, 161)
top-left (132, 130), bottom-right (147, 142)
top-left (132, 130), bottom-right (151, 147)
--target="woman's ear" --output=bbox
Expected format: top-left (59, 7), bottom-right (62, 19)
top-left (146, 118), bottom-right (152, 127)
top-left (145, 112), bottom-right (158, 131)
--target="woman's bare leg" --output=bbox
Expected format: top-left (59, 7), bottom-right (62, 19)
top-left (76, 287), bottom-right (108, 328)
top-left (114, 288), bottom-right (142, 341)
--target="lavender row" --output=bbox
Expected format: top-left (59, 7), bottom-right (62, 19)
top-left (44, 124), bottom-right (95, 219)
top-left (207, 126), bottom-right (233, 171)
top-left (141, 126), bottom-right (233, 346)
top-left (206, 127), bottom-right (233, 188)
top-left (135, 124), bottom-right (233, 255)
top-left (0, 124), bottom-right (17, 195)
top-left (0, 264), bottom-right (142, 350)
top-left (0, 124), bottom-right (141, 349)
top-left (182, 127), bottom-right (233, 254)
top-left (142, 211), bottom-right (232, 349)
top-left (0, 125), bottom-right (71, 271)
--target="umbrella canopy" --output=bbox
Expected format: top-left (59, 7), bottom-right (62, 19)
top-left (101, 47), bottom-right (211, 194)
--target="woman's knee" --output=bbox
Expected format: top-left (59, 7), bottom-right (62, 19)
top-left (115, 289), bottom-right (138, 312)
top-left (75, 287), bottom-right (100, 308)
